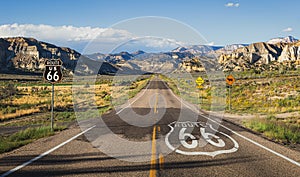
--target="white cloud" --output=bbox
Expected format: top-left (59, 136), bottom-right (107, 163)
top-left (0, 23), bottom-right (133, 42)
top-left (110, 36), bottom-right (186, 53)
top-left (143, 37), bottom-right (185, 48)
top-left (206, 41), bottom-right (215, 46)
top-left (282, 27), bottom-right (293, 32)
top-left (0, 23), bottom-right (186, 54)
top-left (225, 2), bottom-right (240, 7)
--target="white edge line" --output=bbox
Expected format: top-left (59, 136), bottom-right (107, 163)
top-left (0, 125), bottom-right (96, 177)
top-left (162, 79), bottom-right (300, 167)
top-left (116, 80), bottom-right (151, 115)
top-left (204, 115), bottom-right (300, 167)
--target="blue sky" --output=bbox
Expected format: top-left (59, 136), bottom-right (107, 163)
top-left (0, 0), bottom-right (299, 53)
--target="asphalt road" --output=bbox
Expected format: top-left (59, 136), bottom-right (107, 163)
top-left (0, 77), bottom-right (300, 177)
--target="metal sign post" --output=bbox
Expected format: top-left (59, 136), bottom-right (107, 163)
top-left (51, 83), bottom-right (54, 130)
top-left (226, 74), bottom-right (235, 111)
top-left (228, 85), bottom-right (232, 111)
top-left (195, 77), bottom-right (205, 105)
top-left (43, 55), bottom-right (63, 131)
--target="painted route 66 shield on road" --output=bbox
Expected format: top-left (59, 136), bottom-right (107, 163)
top-left (43, 59), bottom-right (63, 84)
top-left (165, 121), bottom-right (239, 157)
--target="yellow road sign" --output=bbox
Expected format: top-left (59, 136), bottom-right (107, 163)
top-left (195, 77), bottom-right (204, 86)
top-left (226, 75), bottom-right (235, 86)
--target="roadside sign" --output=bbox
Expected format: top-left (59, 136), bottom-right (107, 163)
top-left (44, 59), bottom-right (63, 84)
top-left (195, 77), bottom-right (204, 86)
top-left (226, 75), bottom-right (235, 86)
top-left (43, 58), bottom-right (63, 131)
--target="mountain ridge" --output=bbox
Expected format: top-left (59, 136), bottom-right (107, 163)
top-left (267, 36), bottom-right (298, 44)
top-left (0, 37), bottom-right (117, 75)
top-left (1, 36), bottom-right (299, 75)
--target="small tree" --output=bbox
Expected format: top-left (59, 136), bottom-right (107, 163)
top-left (279, 65), bottom-right (286, 74)
top-left (84, 83), bottom-right (90, 88)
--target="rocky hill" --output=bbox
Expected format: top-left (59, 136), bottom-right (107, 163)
top-left (0, 37), bottom-right (117, 75)
top-left (164, 36), bottom-right (300, 73)
top-left (87, 50), bottom-right (198, 74)
top-left (172, 45), bottom-right (222, 55)
top-left (218, 40), bottom-right (300, 72)
top-left (94, 36), bottom-right (300, 73)
top-left (2, 36), bottom-right (300, 75)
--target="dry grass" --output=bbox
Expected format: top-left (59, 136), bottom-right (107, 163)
top-left (244, 116), bottom-right (300, 144)
top-left (161, 72), bottom-right (300, 144)
top-left (1, 86), bottom-right (74, 121)
top-left (160, 72), bottom-right (300, 115)
top-left (0, 76), bottom-right (150, 121)
top-left (0, 125), bottom-right (66, 153)
top-left (0, 108), bottom-right (40, 120)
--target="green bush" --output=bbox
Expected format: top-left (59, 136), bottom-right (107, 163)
top-left (0, 83), bottom-right (18, 100)
top-left (244, 118), bottom-right (300, 144)
top-left (103, 94), bottom-right (112, 101)
top-left (3, 106), bottom-right (17, 114)
top-left (0, 125), bottom-right (66, 153)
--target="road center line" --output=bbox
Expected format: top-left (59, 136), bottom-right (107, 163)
top-left (157, 126), bottom-right (164, 170)
top-left (116, 80), bottom-right (151, 115)
top-left (161, 80), bottom-right (300, 167)
top-left (159, 154), bottom-right (164, 169)
top-left (0, 125), bottom-right (96, 177)
top-left (150, 126), bottom-right (157, 177)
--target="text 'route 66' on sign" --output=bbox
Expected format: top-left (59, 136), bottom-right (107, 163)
top-left (165, 121), bottom-right (239, 157)
top-left (43, 59), bottom-right (63, 84)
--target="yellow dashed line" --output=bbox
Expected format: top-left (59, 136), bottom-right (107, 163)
top-left (150, 83), bottom-right (162, 177)
top-left (150, 126), bottom-right (157, 177)
top-left (159, 153), bottom-right (164, 169)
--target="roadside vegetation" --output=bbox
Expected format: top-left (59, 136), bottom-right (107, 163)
top-left (0, 125), bottom-right (66, 153)
top-left (0, 74), bottom-right (151, 153)
top-left (160, 70), bottom-right (300, 146)
top-left (0, 75), bottom-right (150, 122)
top-left (244, 116), bottom-right (300, 144)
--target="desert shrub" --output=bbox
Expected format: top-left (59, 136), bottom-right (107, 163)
top-left (0, 83), bottom-right (18, 99)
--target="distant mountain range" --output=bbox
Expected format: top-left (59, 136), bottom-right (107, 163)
top-left (0, 37), bottom-right (117, 75)
top-left (0, 36), bottom-right (299, 75)
top-left (267, 36), bottom-right (298, 44)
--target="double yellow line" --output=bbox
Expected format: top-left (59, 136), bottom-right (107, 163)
top-left (150, 90), bottom-right (164, 177)
top-left (150, 126), bottom-right (157, 177)
top-left (150, 125), bottom-right (164, 177)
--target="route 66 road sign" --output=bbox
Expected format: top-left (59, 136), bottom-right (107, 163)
top-left (43, 59), bottom-right (63, 84)
top-left (165, 121), bottom-right (239, 157)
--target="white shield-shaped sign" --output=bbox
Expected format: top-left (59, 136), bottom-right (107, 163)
top-left (165, 121), bottom-right (239, 157)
